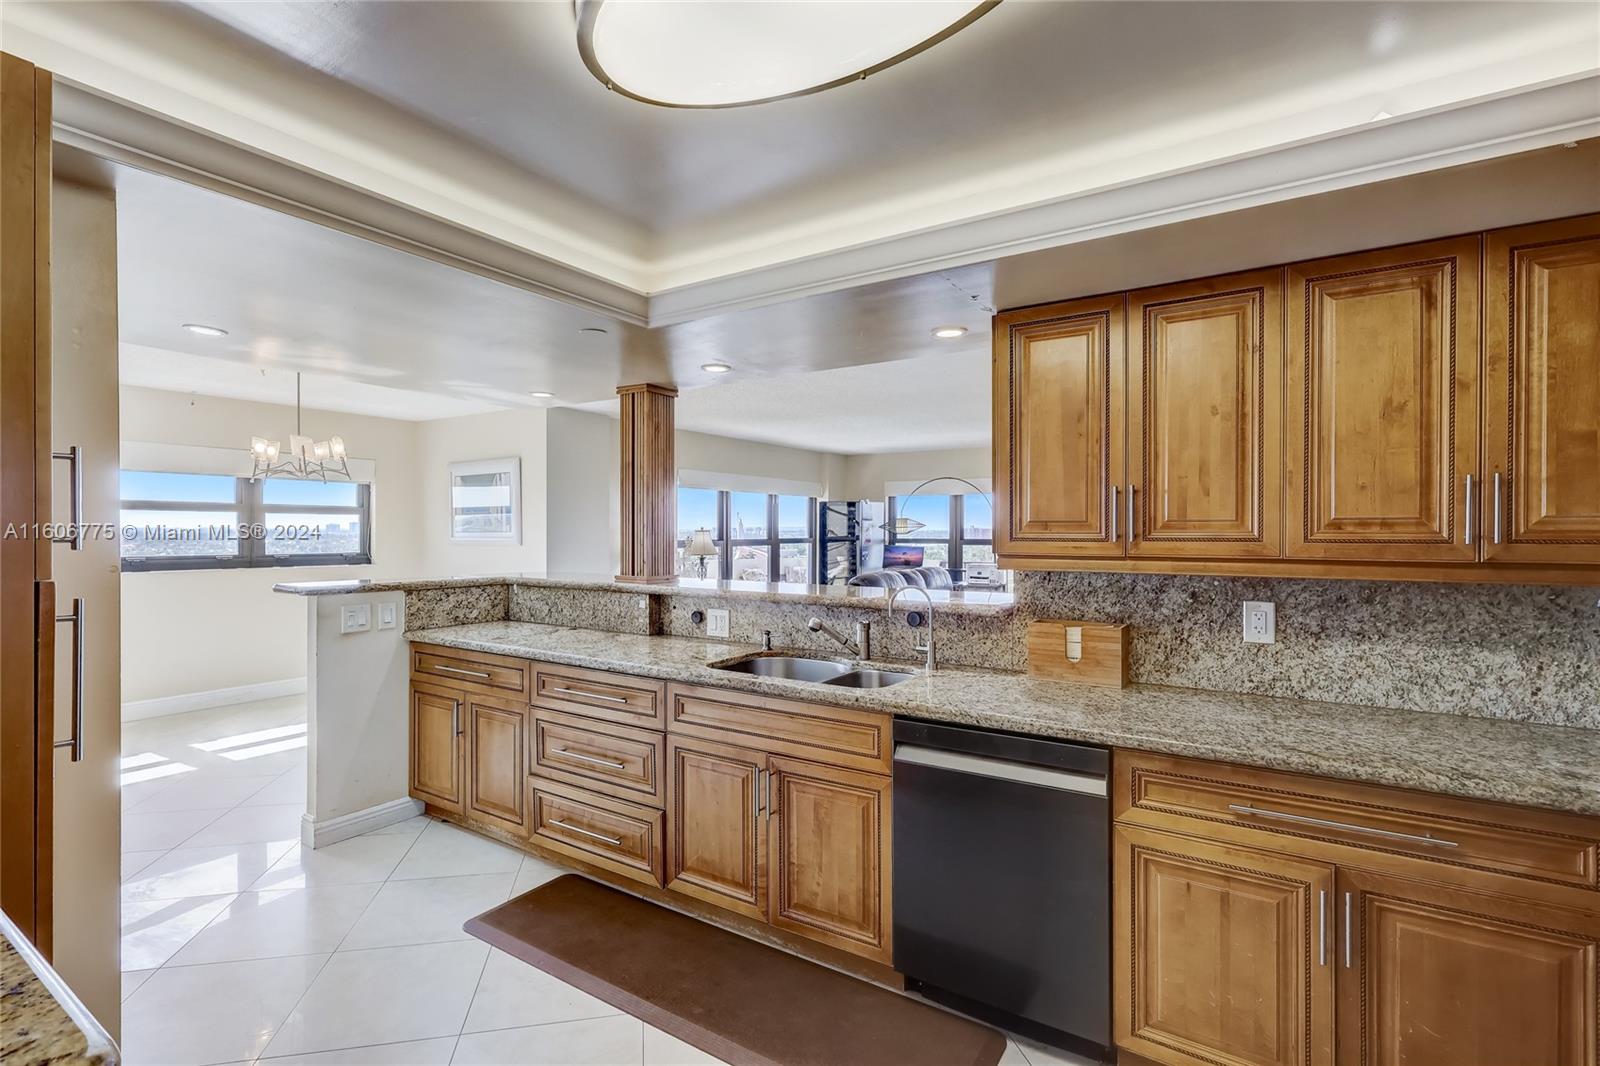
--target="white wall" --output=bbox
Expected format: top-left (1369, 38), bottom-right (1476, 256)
top-left (119, 386), bottom-right (423, 706)
top-left (836, 446), bottom-right (991, 501)
top-left (415, 406), bottom-right (550, 576)
top-left (546, 408), bottom-right (619, 574)
top-left (678, 428), bottom-right (843, 495)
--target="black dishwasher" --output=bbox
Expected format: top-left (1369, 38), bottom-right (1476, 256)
top-left (892, 718), bottom-right (1110, 1055)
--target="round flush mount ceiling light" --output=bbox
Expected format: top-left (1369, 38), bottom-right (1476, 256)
top-left (182, 323), bottom-right (228, 337)
top-left (931, 325), bottom-right (968, 339)
top-left (700, 362), bottom-right (733, 374)
top-left (575, 0), bottom-right (1000, 109)
top-left (529, 391), bottom-right (555, 399)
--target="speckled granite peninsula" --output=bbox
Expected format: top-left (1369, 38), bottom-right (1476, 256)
top-left (406, 620), bottom-right (1600, 817)
top-left (0, 911), bottom-right (116, 1065)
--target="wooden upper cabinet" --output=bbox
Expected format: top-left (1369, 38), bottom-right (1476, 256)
top-left (410, 682), bottom-right (463, 814)
top-left (768, 756), bottom-right (891, 964)
top-left (1484, 215), bottom-right (1600, 564)
top-left (1337, 867), bottom-right (1599, 1066)
top-left (993, 294), bottom-right (1126, 559)
top-left (1286, 238), bottom-right (1481, 561)
top-left (1128, 270), bottom-right (1283, 558)
top-left (1116, 824), bottom-right (1334, 1066)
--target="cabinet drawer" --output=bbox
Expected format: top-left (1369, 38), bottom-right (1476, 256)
top-left (532, 709), bottom-right (664, 807)
top-left (412, 645), bottom-right (530, 698)
top-left (529, 779), bottom-right (664, 888)
top-left (533, 664), bottom-right (664, 728)
top-left (1117, 751), bottom-right (1599, 890)
top-left (666, 683), bottom-right (890, 774)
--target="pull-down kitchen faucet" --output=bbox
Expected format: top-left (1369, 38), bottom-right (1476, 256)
top-left (807, 617), bottom-right (871, 660)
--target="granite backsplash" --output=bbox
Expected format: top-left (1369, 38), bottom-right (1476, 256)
top-left (408, 573), bottom-right (1600, 730)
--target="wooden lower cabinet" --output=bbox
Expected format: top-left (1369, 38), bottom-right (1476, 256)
top-left (665, 734), bottom-right (767, 920)
top-left (465, 695), bottom-right (528, 834)
top-left (1336, 868), bottom-right (1599, 1066)
top-left (1116, 824), bottom-right (1334, 1066)
top-left (409, 682), bottom-right (464, 814)
top-left (768, 756), bottom-right (891, 963)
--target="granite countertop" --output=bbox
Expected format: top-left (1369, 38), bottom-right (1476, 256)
top-left (407, 620), bottom-right (1600, 817)
top-left (276, 573), bottom-right (1016, 615)
top-left (1, 912), bottom-right (117, 1065)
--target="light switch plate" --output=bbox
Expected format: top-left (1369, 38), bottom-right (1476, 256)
top-left (1242, 601), bottom-right (1275, 644)
top-left (377, 603), bottom-right (398, 630)
top-left (706, 608), bottom-right (730, 638)
top-left (341, 603), bottom-right (372, 634)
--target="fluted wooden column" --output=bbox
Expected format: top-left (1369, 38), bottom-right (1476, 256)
top-left (615, 383), bottom-right (678, 583)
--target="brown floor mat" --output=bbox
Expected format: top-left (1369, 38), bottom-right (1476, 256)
top-left (465, 875), bottom-right (1005, 1066)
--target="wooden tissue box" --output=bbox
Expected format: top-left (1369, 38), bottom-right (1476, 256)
top-left (1026, 620), bottom-right (1129, 688)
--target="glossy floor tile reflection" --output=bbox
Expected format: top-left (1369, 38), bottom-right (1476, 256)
top-left (119, 698), bottom-right (1090, 1065)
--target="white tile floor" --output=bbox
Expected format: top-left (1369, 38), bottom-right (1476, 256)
top-left (120, 696), bottom-right (1092, 1066)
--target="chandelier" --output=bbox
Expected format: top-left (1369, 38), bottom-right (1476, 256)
top-left (249, 373), bottom-right (350, 482)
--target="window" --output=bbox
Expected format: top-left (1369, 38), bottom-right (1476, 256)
top-left (449, 457), bottom-right (521, 543)
top-left (120, 471), bottom-right (371, 571)
top-left (676, 488), bottom-right (815, 582)
top-left (887, 491), bottom-right (993, 571)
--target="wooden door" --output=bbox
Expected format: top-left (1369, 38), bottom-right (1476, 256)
top-left (1337, 867), bottom-right (1598, 1066)
top-left (665, 734), bottom-right (766, 920)
top-left (993, 294), bottom-right (1127, 560)
top-left (0, 52), bottom-right (54, 953)
top-left (409, 683), bottom-right (463, 814)
top-left (1128, 270), bottom-right (1283, 558)
top-left (466, 694), bottom-right (527, 834)
top-left (1484, 215), bottom-right (1600, 564)
top-left (767, 756), bottom-right (891, 964)
top-left (1286, 238), bottom-right (1481, 561)
top-left (1115, 824), bottom-right (1334, 1066)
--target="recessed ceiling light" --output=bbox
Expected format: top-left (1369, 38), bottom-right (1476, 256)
top-left (580, 326), bottom-right (609, 335)
top-left (701, 363), bottom-right (733, 374)
top-left (932, 326), bottom-right (968, 339)
top-left (182, 323), bottom-right (228, 337)
top-left (576, 0), bottom-right (998, 109)
top-left (530, 391), bottom-right (555, 399)
top-left (1369, 110), bottom-right (1393, 123)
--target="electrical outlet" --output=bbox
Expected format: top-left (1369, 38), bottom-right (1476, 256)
top-left (340, 603), bottom-right (372, 634)
top-left (706, 608), bottom-right (730, 639)
top-left (1242, 601), bottom-right (1275, 644)
top-left (377, 603), bottom-right (398, 630)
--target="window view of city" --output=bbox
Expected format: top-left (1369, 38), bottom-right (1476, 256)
top-left (677, 488), bottom-right (812, 582)
top-left (888, 492), bottom-right (995, 567)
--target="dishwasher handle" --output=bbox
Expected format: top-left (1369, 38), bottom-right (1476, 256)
top-left (894, 745), bottom-right (1108, 797)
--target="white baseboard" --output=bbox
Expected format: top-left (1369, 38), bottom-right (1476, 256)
top-left (302, 797), bottom-right (424, 849)
top-left (121, 677), bottom-right (307, 722)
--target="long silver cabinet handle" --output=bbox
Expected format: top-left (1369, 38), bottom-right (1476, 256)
top-left (549, 686), bottom-right (628, 704)
top-left (1109, 486), bottom-right (1119, 543)
top-left (1464, 473), bottom-right (1474, 546)
top-left (1126, 483), bottom-right (1136, 547)
top-left (435, 664), bottom-right (491, 679)
top-left (54, 598), bottom-right (85, 762)
top-left (1492, 471), bottom-right (1504, 545)
top-left (557, 748), bottom-right (626, 770)
top-left (1318, 888), bottom-right (1327, 966)
top-left (1227, 803), bottom-right (1459, 849)
top-left (1344, 891), bottom-right (1353, 968)
top-left (51, 446), bottom-right (84, 550)
top-left (452, 700), bottom-right (462, 737)
top-left (768, 767), bottom-right (779, 820)
top-left (550, 819), bottom-right (622, 846)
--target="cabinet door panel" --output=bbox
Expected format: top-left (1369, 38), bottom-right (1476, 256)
top-left (1338, 868), bottom-right (1598, 1066)
top-left (1115, 824), bottom-right (1333, 1066)
top-left (994, 294), bottom-right (1126, 558)
top-left (1485, 215), bottom-right (1600, 564)
top-left (466, 695), bottom-right (527, 834)
top-left (1129, 270), bottom-right (1282, 558)
top-left (768, 756), bottom-right (891, 964)
top-left (665, 735), bottom-right (766, 920)
top-left (1287, 238), bottom-right (1480, 561)
top-left (410, 683), bottom-right (463, 814)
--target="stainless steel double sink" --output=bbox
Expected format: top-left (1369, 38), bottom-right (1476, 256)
top-left (713, 654), bottom-right (917, 689)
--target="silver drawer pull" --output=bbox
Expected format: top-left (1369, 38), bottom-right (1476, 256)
top-left (51, 446), bottom-right (84, 550)
top-left (557, 748), bottom-right (627, 770)
top-left (1227, 803), bottom-right (1459, 848)
top-left (435, 664), bottom-right (492, 679)
top-left (550, 686), bottom-right (629, 704)
top-left (54, 598), bottom-right (85, 762)
top-left (550, 819), bottom-right (622, 846)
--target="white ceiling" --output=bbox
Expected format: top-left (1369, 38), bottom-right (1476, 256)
top-left (10, 0), bottom-right (1597, 297)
